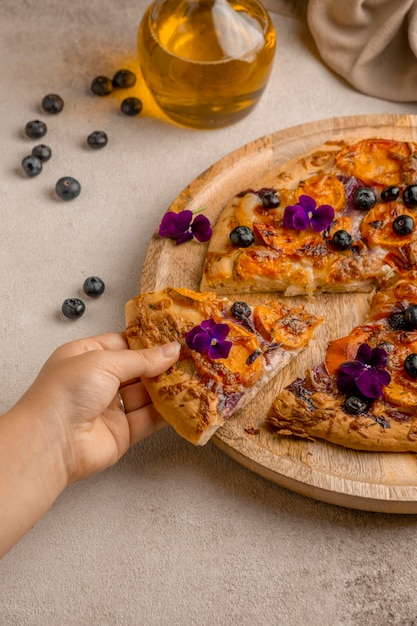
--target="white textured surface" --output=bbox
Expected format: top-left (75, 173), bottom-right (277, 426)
top-left (1, 1), bottom-right (417, 624)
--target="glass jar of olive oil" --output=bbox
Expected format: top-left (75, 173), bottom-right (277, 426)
top-left (137, 0), bottom-right (276, 129)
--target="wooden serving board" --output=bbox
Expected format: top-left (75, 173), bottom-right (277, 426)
top-left (141, 114), bottom-right (417, 513)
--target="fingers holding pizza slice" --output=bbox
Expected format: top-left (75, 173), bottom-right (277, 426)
top-left (125, 288), bottom-right (322, 445)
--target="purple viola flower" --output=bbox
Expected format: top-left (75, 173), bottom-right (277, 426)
top-left (336, 343), bottom-right (391, 399)
top-left (186, 319), bottom-right (232, 360)
top-left (158, 209), bottom-right (212, 245)
top-left (283, 195), bottom-right (334, 233)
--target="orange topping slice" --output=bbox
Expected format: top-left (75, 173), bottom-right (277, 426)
top-left (360, 202), bottom-right (416, 248)
top-left (335, 139), bottom-right (411, 187)
top-left (296, 173), bottom-right (345, 212)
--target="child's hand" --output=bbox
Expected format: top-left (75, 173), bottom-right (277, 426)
top-left (14, 332), bottom-right (180, 485)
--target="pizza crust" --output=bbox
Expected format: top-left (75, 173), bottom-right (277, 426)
top-left (267, 385), bottom-right (417, 453)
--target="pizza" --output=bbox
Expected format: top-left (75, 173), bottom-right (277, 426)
top-left (125, 287), bottom-right (321, 445)
top-left (266, 273), bottom-right (417, 452)
top-left (200, 138), bottom-right (417, 297)
top-left (132, 135), bottom-right (417, 453)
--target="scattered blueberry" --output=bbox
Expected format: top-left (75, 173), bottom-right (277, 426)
top-left (403, 185), bottom-right (417, 209)
top-left (61, 298), bottom-right (86, 320)
top-left (83, 276), bottom-right (105, 297)
top-left (230, 226), bottom-right (255, 247)
top-left (120, 97), bottom-right (143, 116)
top-left (91, 76), bottom-right (113, 96)
top-left (331, 229), bottom-right (352, 251)
top-left (21, 155), bottom-right (43, 177)
top-left (354, 187), bottom-right (377, 210)
top-left (112, 69), bottom-right (136, 88)
top-left (404, 353), bottom-right (417, 378)
top-left (381, 186), bottom-right (400, 202)
top-left (55, 176), bottom-right (81, 200)
top-left (41, 93), bottom-right (64, 114)
top-left (32, 144), bottom-right (52, 162)
top-left (25, 120), bottom-right (47, 139)
top-left (392, 214), bottom-right (414, 236)
top-left (87, 130), bottom-right (108, 149)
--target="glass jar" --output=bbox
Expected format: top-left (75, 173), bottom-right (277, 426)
top-left (137, 0), bottom-right (276, 129)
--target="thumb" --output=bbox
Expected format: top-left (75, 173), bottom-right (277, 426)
top-left (68, 341), bottom-right (181, 387)
top-left (132, 341), bottom-right (181, 379)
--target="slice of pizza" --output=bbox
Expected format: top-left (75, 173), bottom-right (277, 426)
top-left (125, 287), bottom-right (322, 445)
top-left (266, 274), bottom-right (417, 452)
top-left (200, 138), bottom-right (417, 296)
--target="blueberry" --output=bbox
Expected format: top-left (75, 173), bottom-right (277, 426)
top-left (231, 301), bottom-right (251, 321)
top-left (261, 191), bottom-right (280, 209)
top-left (120, 97), bottom-right (143, 116)
top-left (21, 155), bottom-right (42, 177)
top-left (25, 120), bottom-right (47, 139)
top-left (41, 93), bottom-right (64, 114)
top-left (91, 76), bottom-right (113, 96)
top-left (404, 304), bottom-right (417, 329)
top-left (381, 186), bottom-right (400, 202)
top-left (112, 69), bottom-right (136, 88)
top-left (230, 226), bottom-right (255, 247)
top-left (388, 311), bottom-right (407, 330)
top-left (354, 187), bottom-right (377, 210)
top-left (32, 144), bottom-right (52, 162)
top-left (331, 229), bottom-right (352, 251)
top-left (403, 185), bottom-right (417, 209)
top-left (83, 276), bottom-right (105, 297)
top-left (61, 298), bottom-right (85, 320)
top-left (55, 176), bottom-right (81, 200)
top-left (87, 130), bottom-right (108, 149)
top-left (392, 215), bottom-right (414, 236)
top-left (404, 353), bottom-right (417, 378)
top-left (342, 396), bottom-right (369, 416)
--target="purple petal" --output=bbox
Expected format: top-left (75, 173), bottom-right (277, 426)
top-left (338, 361), bottom-right (365, 377)
top-left (158, 210), bottom-right (193, 239)
top-left (355, 343), bottom-right (373, 365)
top-left (173, 210), bottom-right (193, 232)
top-left (208, 340), bottom-right (233, 360)
top-left (283, 205), bottom-right (298, 229)
top-left (185, 325), bottom-right (203, 349)
top-left (158, 212), bottom-right (179, 238)
top-left (210, 323), bottom-right (230, 342)
top-left (372, 368), bottom-right (391, 387)
top-left (191, 214), bottom-right (212, 242)
top-left (200, 319), bottom-right (216, 331)
top-left (298, 195), bottom-right (316, 212)
top-left (336, 371), bottom-right (359, 395)
top-left (355, 370), bottom-right (386, 398)
top-left (310, 204), bottom-right (335, 232)
top-left (192, 332), bottom-right (212, 354)
top-left (293, 210), bottom-right (311, 231)
top-left (283, 205), bottom-right (309, 231)
top-left (175, 231), bottom-right (193, 245)
top-left (369, 347), bottom-right (389, 369)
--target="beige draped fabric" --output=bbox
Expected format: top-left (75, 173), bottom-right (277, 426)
top-left (307, 0), bottom-right (417, 102)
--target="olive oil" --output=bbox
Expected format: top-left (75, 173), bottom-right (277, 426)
top-left (137, 0), bottom-right (276, 129)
